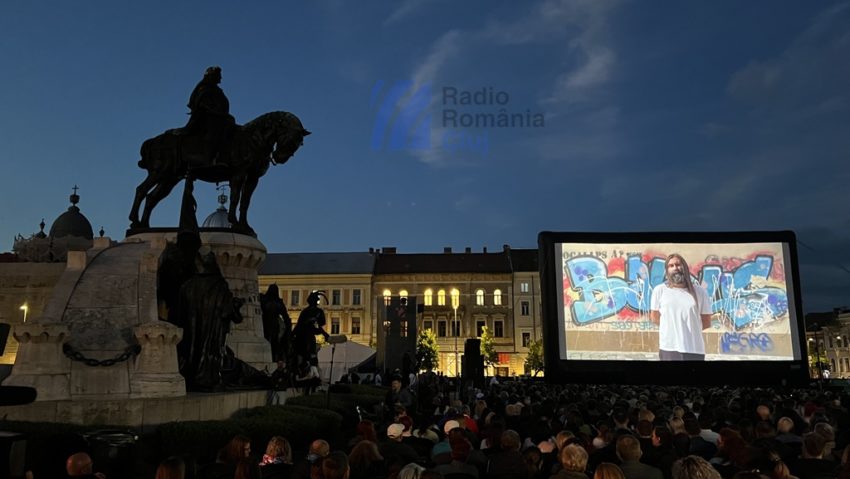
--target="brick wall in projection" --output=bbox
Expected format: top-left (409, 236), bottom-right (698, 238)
top-left (561, 242), bottom-right (792, 360)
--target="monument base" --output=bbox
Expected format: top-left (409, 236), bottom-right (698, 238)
top-left (0, 389), bottom-right (299, 431)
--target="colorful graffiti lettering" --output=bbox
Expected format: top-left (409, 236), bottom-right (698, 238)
top-left (564, 254), bottom-right (788, 328)
top-left (719, 332), bottom-right (774, 354)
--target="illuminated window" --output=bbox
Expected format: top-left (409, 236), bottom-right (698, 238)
top-left (424, 289), bottom-right (433, 306)
top-left (399, 289), bottom-right (408, 301)
top-left (521, 282), bottom-right (529, 293)
top-left (451, 288), bottom-right (460, 309)
top-left (383, 289), bottom-right (392, 305)
top-left (438, 289), bottom-right (446, 306)
top-left (476, 289), bottom-right (485, 306)
top-left (493, 289), bottom-right (503, 306)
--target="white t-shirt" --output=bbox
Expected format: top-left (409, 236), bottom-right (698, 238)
top-left (650, 282), bottom-right (711, 354)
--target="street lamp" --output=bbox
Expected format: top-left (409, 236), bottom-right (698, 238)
top-left (19, 303), bottom-right (28, 323)
top-left (451, 288), bottom-right (460, 377)
top-left (810, 322), bottom-right (824, 385)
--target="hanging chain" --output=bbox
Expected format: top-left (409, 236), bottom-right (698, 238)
top-left (63, 343), bottom-right (141, 367)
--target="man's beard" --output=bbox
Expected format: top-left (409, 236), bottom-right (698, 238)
top-left (670, 272), bottom-right (686, 285)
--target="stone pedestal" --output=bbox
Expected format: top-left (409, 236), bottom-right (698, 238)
top-left (203, 231), bottom-right (270, 368)
top-left (130, 321), bottom-right (185, 398)
top-left (125, 230), bottom-right (271, 369)
top-left (3, 323), bottom-right (71, 401)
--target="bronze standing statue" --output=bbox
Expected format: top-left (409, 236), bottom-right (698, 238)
top-left (260, 284), bottom-right (292, 363)
top-left (176, 252), bottom-right (245, 391)
top-left (128, 66), bottom-right (310, 235)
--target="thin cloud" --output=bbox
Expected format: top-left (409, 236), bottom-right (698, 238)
top-left (384, 0), bottom-right (431, 26)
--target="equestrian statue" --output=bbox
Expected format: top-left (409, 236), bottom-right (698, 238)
top-left (129, 66), bottom-right (311, 235)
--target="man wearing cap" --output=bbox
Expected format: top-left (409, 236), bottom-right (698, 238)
top-left (380, 423), bottom-right (420, 469)
top-left (431, 419), bottom-right (461, 462)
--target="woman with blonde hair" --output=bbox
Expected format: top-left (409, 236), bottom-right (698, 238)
top-left (550, 444), bottom-right (589, 479)
top-left (398, 462), bottom-right (426, 479)
top-left (259, 436), bottom-right (294, 479)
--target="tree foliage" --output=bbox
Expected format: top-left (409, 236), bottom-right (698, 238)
top-left (480, 326), bottom-right (499, 368)
top-left (525, 339), bottom-right (544, 376)
top-left (416, 328), bottom-right (440, 372)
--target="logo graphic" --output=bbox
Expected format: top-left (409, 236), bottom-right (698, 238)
top-left (370, 80), bottom-right (431, 151)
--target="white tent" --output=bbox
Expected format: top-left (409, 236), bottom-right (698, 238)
top-left (317, 340), bottom-right (376, 383)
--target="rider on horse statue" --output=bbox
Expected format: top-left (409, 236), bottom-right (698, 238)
top-left (180, 66), bottom-right (236, 169)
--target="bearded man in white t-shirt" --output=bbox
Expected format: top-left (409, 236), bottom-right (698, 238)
top-left (650, 253), bottom-right (713, 361)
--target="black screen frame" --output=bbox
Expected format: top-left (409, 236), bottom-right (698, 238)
top-left (538, 230), bottom-right (809, 386)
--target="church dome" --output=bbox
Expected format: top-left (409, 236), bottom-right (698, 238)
top-left (202, 188), bottom-right (232, 228)
top-left (49, 187), bottom-right (94, 240)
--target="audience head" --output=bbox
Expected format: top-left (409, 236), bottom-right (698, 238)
top-left (398, 463), bottom-right (426, 479)
top-left (776, 417), bottom-right (795, 434)
top-left (263, 436), bottom-right (292, 464)
top-left (66, 452), bottom-right (94, 477)
top-left (594, 462), bottom-right (625, 479)
top-left (501, 430), bottom-right (521, 452)
top-left (322, 451), bottom-right (350, 479)
top-left (671, 455), bottom-right (721, 479)
top-left (616, 435), bottom-right (642, 462)
top-left (224, 435), bottom-right (252, 463)
top-left (803, 432), bottom-right (827, 459)
top-left (348, 440), bottom-right (383, 467)
top-left (155, 456), bottom-right (185, 479)
top-left (560, 444), bottom-right (589, 473)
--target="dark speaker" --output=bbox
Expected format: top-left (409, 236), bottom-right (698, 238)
top-left (0, 323), bottom-right (10, 356)
top-left (463, 338), bottom-right (484, 389)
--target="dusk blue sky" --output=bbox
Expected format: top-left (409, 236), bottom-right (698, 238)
top-left (1, 1), bottom-right (849, 313)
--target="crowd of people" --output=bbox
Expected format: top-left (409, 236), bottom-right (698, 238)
top-left (52, 376), bottom-right (850, 479)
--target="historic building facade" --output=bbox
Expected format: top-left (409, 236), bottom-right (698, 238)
top-left (259, 245), bottom-right (543, 377)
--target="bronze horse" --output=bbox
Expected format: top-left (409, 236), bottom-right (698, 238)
top-left (129, 111), bottom-right (310, 234)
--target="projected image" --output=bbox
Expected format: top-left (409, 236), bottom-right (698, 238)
top-left (556, 242), bottom-right (798, 361)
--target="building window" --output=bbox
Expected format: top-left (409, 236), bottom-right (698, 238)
top-left (521, 301), bottom-right (529, 316)
top-left (331, 318), bottom-right (340, 334)
top-left (438, 289), bottom-right (446, 306)
top-left (352, 289), bottom-right (361, 305)
top-left (451, 320), bottom-right (460, 337)
top-left (291, 290), bottom-right (300, 306)
top-left (423, 320), bottom-right (433, 331)
top-left (494, 320), bottom-right (504, 337)
top-left (424, 289), bottom-right (433, 306)
top-left (383, 289), bottom-right (392, 305)
top-left (438, 321), bottom-right (447, 337)
top-left (521, 282), bottom-right (529, 293)
top-left (493, 289), bottom-right (502, 306)
top-left (399, 289), bottom-right (408, 301)
top-left (476, 321), bottom-right (485, 337)
top-left (476, 289), bottom-right (485, 306)
top-left (332, 289), bottom-right (341, 305)
top-left (522, 332), bottom-right (531, 347)
top-left (351, 317), bottom-right (361, 335)
top-left (451, 288), bottom-right (460, 309)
